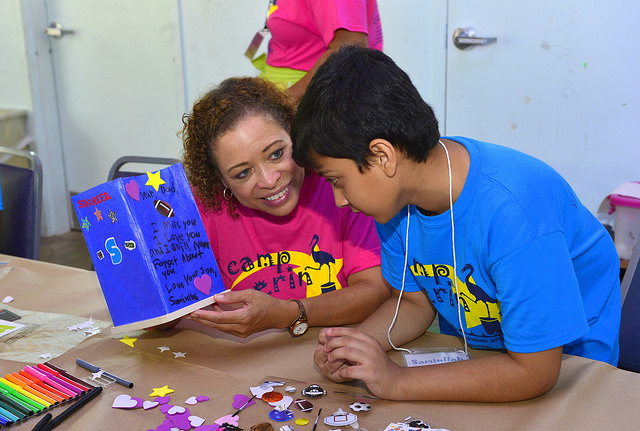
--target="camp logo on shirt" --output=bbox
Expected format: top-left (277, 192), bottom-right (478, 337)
top-left (227, 234), bottom-right (344, 298)
top-left (411, 260), bottom-right (504, 346)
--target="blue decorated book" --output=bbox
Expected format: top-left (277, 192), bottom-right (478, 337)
top-left (71, 163), bottom-right (225, 333)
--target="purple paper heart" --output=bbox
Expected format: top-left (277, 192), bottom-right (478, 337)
top-left (156, 396), bottom-right (171, 404)
top-left (194, 274), bottom-right (212, 295)
top-left (156, 419), bottom-right (174, 431)
top-left (169, 411), bottom-right (193, 430)
top-left (125, 180), bottom-right (140, 201)
top-left (232, 394), bottom-right (255, 409)
top-left (160, 404), bottom-right (174, 414)
top-left (196, 395), bottom-right (210, 402)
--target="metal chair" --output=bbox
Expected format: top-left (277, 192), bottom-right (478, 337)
top-left (619, 241), bottom-right (640, 372)
top-left (0, 145), bottom-right (43, 259)
top-left (107, 156), bottom-right (180, 181)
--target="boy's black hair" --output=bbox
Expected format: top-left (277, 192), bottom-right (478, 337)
top-left (291, 46), bottom-right (440, 171)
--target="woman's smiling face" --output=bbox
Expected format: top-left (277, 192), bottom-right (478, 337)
top-left (212, 114), bottom-right (305, 217)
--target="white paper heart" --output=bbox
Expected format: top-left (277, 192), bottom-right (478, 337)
top-left (143, 400), bottom-right (159, 410)
top-left (250, 385), bottom-right (274, 398)
top-left (269, 395), bottom-right (293, 409)
top-left (112, 394), bottom-right (138, 409)
top-left (167, 405), bottom-right (186, 415)
top-left (184, 396), bottom-right (198, 405)
top-left (189, 416), bottom-right (206, 427)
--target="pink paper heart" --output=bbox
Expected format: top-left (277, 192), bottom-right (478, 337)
top-left (194, 274), bottom-right (212, 295)
top-left (125, 180), bottom-right (140, 201)
top-left (214, 414), bottom-right (239, 426)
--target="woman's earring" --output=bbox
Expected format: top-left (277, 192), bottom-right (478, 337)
top-left (223, 187), bottom-right (234, 201)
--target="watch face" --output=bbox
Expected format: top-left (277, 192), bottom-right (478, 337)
top-left (292, 322), bottom-right (308, 336)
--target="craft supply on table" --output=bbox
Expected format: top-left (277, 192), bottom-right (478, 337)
top-left (75, 358), bottom-right (134, 388)
top-left (0, 361), bottom-right (102, 429)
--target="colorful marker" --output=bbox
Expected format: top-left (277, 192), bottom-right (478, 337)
top-left (0, 378), bottom-right (50, 409)
top-left (0, 404), bottom-right (20, 421)
top-left (35, 367), bottom-right (83, 396)
top-left (5, 374), bottom-right (58, 405)
top-left (0, 411), bottom-right (15, 426)
top-left (0, 399), bottom-right (28, 420)
top-left (19, 371), bottom-right (68, 402)
top-left (0, 391), bottom-right (32, 417)
top-left (38, 364), bottom-right (91, 393)
top-left (43, 362), bottom-right (95, 390)
top-left (0, 381), bottom-right (46, 413)
top-left (23, 367), bottom-right (77, 398)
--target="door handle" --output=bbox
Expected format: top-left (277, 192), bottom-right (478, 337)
top-left (452, 27), bottom-right (497, 50)
top-left (45, 22), bottom-right (75, 38)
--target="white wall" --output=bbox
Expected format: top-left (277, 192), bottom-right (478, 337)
top-left (0, 0), bottom-right (32, 111)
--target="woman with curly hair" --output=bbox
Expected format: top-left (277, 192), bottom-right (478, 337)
top-left (180, 77), bottom-right (389, 338)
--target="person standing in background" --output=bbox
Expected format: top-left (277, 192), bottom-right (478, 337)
top-left (252, 0), bottom-right (383, 101)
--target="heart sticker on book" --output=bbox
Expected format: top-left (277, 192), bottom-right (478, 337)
top-left (125, 180), bottom-right (140, 201)
top-left (194, 274), bottom-right (212, 295)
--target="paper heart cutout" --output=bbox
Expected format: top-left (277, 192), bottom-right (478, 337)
top-left (167, 405), bottom-right (186, 415)
top-left (156, 419), bottom-right (174, 431)
top-left (196, 395), bottom-right (210, 402)
top-left (232, 393), bottom-right (256, 409)
top-left (189, 416), bottom-right (206, 427)
top-left (125, 180), bottom-right (140, 201)
top-left (185, 396), bottom-right (198, 405)
top-left (112, 394), bottom-right (138, 409)
top-left (156, 396), bottom-right (171, 404)
top-left (193, 274), bottom-right (212, 295)
top-left (160, 404), bottom-right (173, 414)
top-left (214, 414), bottom-right (239, 426)
top-left (169, 411), bottom-right (192, 430)
top-left (143, 400), bottom-right (159, 410)
top-left (269, 395), bottom-right (293, 409)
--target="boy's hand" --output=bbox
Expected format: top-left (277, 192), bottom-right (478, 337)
top-left (186, 290), bottom-right (293, 337)
top-left (315, 327), bottom-right (402, 399)
top-left (314, 328), bottom-right (352, 380)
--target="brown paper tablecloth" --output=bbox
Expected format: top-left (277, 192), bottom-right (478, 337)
top-left (1, 255), bottom-right (639, 430)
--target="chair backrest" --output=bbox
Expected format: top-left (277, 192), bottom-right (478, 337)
top-left (619, 242), bottom-right (640, 372)
top-left (0, 146), bottom-right (43, 259)
top-left (107, 156), bottom-right (180, 181)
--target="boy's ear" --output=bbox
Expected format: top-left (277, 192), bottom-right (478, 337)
top-left (369, 139), bottom-right (397, 177)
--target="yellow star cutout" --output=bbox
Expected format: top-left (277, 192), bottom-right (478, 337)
top-left (145, 170), bottom-right (166, 192)
top-left (150, 385), bottom-right (174, 397)
top-left (119, 335), bottom-right (137, 347)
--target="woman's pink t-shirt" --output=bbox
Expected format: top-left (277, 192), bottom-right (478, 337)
top-left (196, 170), bottom-right (381, 300)
top-left (267, 0), bottom-right (384, 71)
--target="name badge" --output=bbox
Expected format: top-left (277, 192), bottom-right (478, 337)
top-left (403, 348), bottom-right (470, 367)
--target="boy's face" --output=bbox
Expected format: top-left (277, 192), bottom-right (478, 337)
top-left (312, 152), bottom-right (399, 224)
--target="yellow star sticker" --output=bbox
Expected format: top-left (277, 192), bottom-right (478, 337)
top-left (119, 335), bottom-right (137, 347)
top-left (145, 170), bottom-right (166, 192)
top-left (150, 385), bottom-right (174, 397)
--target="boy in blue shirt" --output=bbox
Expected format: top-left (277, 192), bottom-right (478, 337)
top-left (291, 46), bottom-right (620, 402)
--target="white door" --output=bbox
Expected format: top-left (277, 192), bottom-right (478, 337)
top-left (45, 0), bottom-right (186, 199)
top-left (445, 1), bottom-right (640, 212)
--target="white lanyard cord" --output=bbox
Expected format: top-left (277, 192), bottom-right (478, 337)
top-left (387, 140), bottom-right (469, 357)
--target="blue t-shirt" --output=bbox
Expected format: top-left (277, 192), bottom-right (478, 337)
top-left (377, 137), bottom-right (620, 365)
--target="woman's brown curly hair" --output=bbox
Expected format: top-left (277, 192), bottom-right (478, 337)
top-left (181, 77), bottom-right (296, 216)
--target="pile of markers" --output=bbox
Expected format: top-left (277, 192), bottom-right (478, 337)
top-left (0, 362), bottom-right (101, 429)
